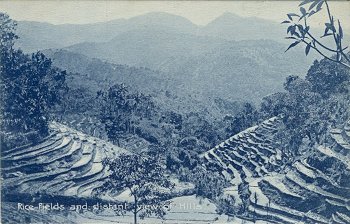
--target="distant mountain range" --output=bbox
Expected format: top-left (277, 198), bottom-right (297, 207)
top-left (14, 12), bottom-right (323, 110)
top-left (15, 12), bottom-right (302, 53)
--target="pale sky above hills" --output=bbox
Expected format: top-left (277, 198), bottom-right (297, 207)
top-left (0, 1), bottom-right (349, 30)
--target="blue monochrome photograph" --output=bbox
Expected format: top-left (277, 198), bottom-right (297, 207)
top-left (0, 0), bottom-right (349, 223)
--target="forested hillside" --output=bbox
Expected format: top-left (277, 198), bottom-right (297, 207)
top-left (63, 30), bottom-right (312, 103)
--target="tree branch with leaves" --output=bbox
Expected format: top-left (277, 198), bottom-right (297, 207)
top-left (282, 0), bottom-right (350, 69)
top-left (94, 153), bottom-right (174, 224)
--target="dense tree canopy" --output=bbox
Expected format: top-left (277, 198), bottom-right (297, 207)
top-left (98, 84), bottom-right (155, 146)
top-left (306, 58), bottom-right (350, 97)
top-left (261, 56), bottom-right (350, 155)
top-left (0, 12), bottom-right (67, 148)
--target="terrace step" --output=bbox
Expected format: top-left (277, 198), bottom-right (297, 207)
top-left (2, 131), bottom-right (59, 157)
top-left (331, 132), bottom-right (350, 150)
top-left (332, 213), bottom-right (347, 224)
top-left (2, 141), bottom-right (74, 176)
top-left (301, 158), bottom-right (350, 190)
top-left (77, 173), bottom-right (108, 196)
top-left (262, 175), bottom-right (304, 200)
top-left (248, 205), bottom-right (297, 224)
top-left (293, 161), bottom-right (316, 179)
top-left (71, 146), bottom-right (95, 170)
top-left (207, 149), bottom-right (227, 168)
top-left (2, 134), bottom-right (62, 160)
top-left (285, 171), bottom-right (347, 204)
top-left (71, 162), bottom-right (104, 184)
top-left (48, 180), bottom-right (76, 194)
top-left (249, 183), bottom-right (329, 224)
top-left (79, 179), bottom-right (106, 197)
top-left (336, 212), bottom-right (350, 223)
top-left (317, 146), bottom-right (350, 170)
top-left (4, 142), bottom-right (82, 185)
top-left (5, 136), bottom-right (72, 167)
top-left (226, 148), bottom-right (246, 162)
top-left (6, 167), bottom-right (69, 187)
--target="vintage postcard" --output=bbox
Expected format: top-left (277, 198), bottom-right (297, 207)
top-left (1, 0), bottom-right (349, 223)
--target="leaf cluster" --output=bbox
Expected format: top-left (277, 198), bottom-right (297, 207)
top-left (95, 153), bottom-right (175, 219)
top-left (282, 0), bottom-right (349, 68)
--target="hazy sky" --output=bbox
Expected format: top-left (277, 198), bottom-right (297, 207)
top-left (0, 1), bottom-right (349, 29)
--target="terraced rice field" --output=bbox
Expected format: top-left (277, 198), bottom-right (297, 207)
top-left (1, 122), bottom-right (128, 197)
top-left (2, 118), bottom-right (350, 223)
top-left (202, 117), bottom-right (350, 224)
top-left (1, 122), bottom-right (207, 224)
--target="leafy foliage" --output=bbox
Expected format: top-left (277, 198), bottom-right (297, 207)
top-left (179, 165), bottom-right (229, 200)
top-left (261, 57), bottom-right (350, 155)
top-left (0, 13), bottom-right (67, 148)
top-left (0, 13), bottom-right (17, 49)
top-left (94, 153), bottom-right (174, 224)
top-left (98, 84), bottom-right (155, 145)
top-left (283, 0), bottom-right (350, 68)
top-left (224, 102), bottom-right (259, 136)
top-left (306, 58), bottom-right (350, 97)
top-left (216, 194), bottom-right (237, 216)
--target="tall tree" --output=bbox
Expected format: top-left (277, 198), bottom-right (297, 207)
top-left (306, 58), bottom-right (350, 98)
top-left (95, 153), bottom-right (174, 224)
top-left (98, 84), bottom-right (155, 145)
top-left (1, 13), bottom-right (66, 148)
top-left (98, 84), bottom-right (130, 145)
top-left (225, 103), bottom-right (259, 136)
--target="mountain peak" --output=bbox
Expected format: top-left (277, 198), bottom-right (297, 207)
top-left (208, 12), bottom-right (243, 24)
top-left (220, 12), bottom-right (241, 18)
top-left (128, 11), bottom-right (196, 28)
